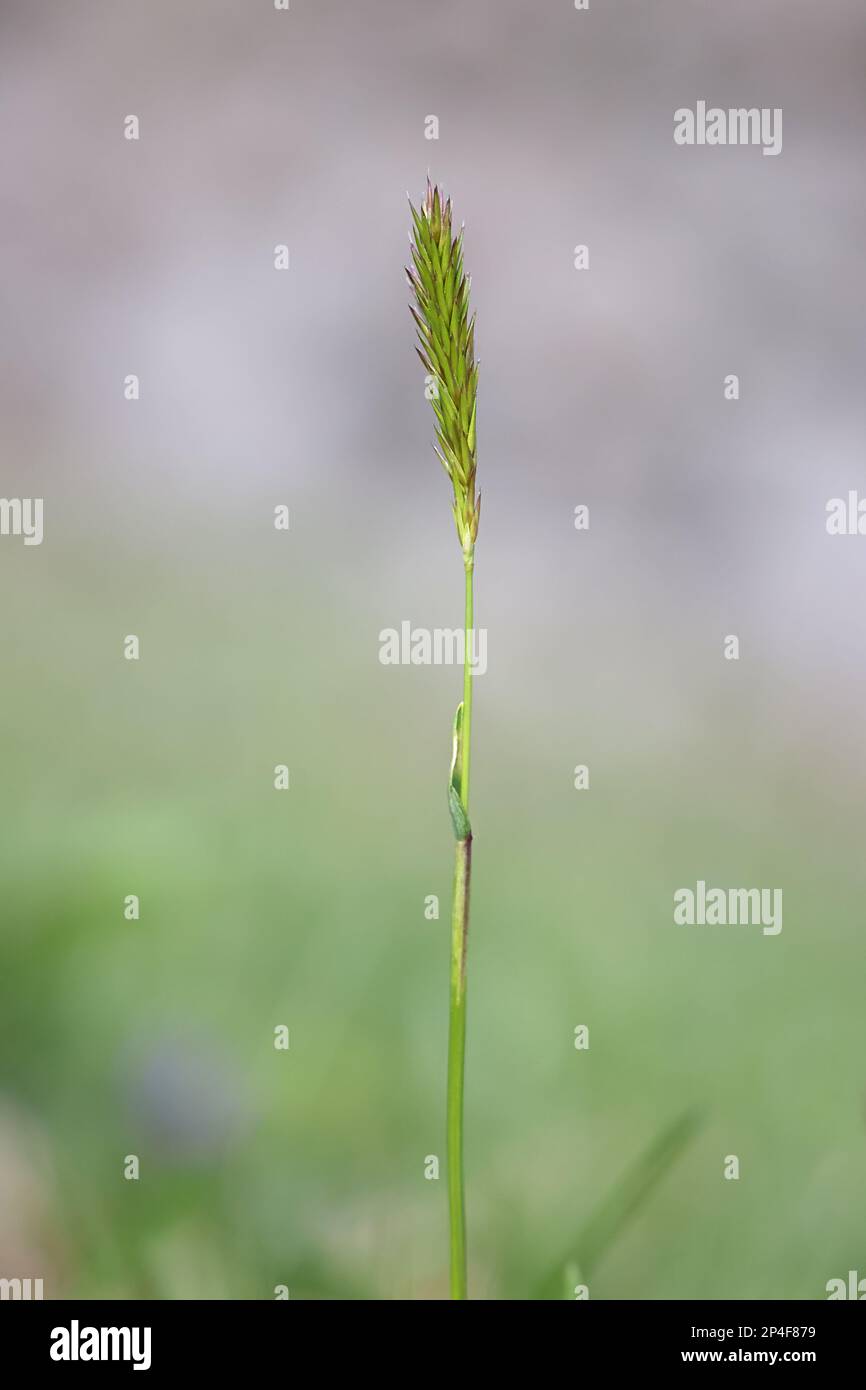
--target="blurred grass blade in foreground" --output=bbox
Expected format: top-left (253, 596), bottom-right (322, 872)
top-left (533, 1109), bottom-right (703, 1300)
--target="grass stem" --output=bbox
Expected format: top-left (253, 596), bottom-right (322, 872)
top-left (447, 554), bottom-right (474, 1299)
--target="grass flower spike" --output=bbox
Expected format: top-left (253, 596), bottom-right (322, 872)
top-left (408, 180), bottom-right (479, 1299)
top-left (408, 180), bottom-right (480, 559)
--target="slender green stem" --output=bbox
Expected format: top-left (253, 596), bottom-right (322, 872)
top-left (447, 835), bottom-right (471, 1298)
top-left (447, 554), bottom-right (474, 1299)
top-left (461, 557), bottom-right (473, 807)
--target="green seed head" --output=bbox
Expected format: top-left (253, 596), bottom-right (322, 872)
top-left (407, 180), bottom-right (480, 559)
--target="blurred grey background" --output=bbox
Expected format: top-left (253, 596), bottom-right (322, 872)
top-left (4, 1), bottom-right (866, 715)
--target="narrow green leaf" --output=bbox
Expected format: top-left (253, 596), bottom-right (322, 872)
top-left (532, 1108), bottom-right (703, 1300)
top-left (448, 784), bottom-right (471, 841)
top-left (448, 702), bottom-right (471, 840)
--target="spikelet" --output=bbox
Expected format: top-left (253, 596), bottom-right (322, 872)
top-left (407, 180), bottom-right (480, 558)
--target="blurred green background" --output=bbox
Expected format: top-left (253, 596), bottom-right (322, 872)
top-left (3, 0), bottom-right (866, 1298)
top-left (3, 529), bottom-right (866, 1299)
